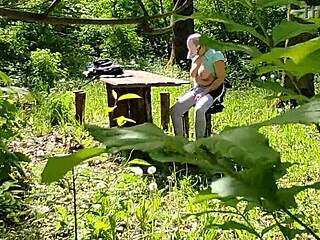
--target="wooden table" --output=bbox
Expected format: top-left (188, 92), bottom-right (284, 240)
top-left (100, 70), bottom-right (190, 127)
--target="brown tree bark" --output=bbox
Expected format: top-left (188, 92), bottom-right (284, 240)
top-left (167, 0), bottom-right (194, 69)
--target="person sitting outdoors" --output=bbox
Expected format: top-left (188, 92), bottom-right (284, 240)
top-left (171, 33), bottom-right (226, 139)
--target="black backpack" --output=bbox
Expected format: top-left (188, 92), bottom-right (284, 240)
top-left (83, 59), bottom-right (124, 79)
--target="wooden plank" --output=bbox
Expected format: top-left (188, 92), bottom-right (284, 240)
top-left (100, 70), bottom-right (190, 87)
top-left (160, 92), bottom-right (170, 131)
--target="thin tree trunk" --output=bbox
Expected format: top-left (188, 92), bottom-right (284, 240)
top-left (167, 0), bottom-right (194, 69)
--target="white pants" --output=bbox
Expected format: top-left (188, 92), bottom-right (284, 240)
top-left (171, 85), bottom-right (225, 139)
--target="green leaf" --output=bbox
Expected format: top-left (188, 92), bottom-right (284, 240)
top-left (0, 71), bottom-right (11, 85)
top-left (259, 51), bottom-right (320, 79)
top-left (276, 182), bottom-right (320, 208)
top-left (278, 226), bottom-right (306, 239)
top-left (253, 81), bottom-right (310, 102)
top-left (200, 35), bottom-right (261, 57)
top-left (186, 127), bottom-right (280, 169)
top-left (85, 123), bottom-right (212, 169)
top-left (86, 123), bottom-right (174, 152)
top-left (118, 93), bottom-right (141, 101)
top-left (115, 116), bottom-right (136, 126)
top-left (112, 89), bottom-right (117, 100)
top-left (128, 158), bottom-right (151, 166)
top-left (209, 168), bottom-right (278, 202)
top-left (176, 13), bottom-right (270, 46)
top-left (105, 106), bottom-right (116, 113)
top-left (223, 22), bottom-right (270, 46)
top-left (252, 37), bottom-right (320, 65)
top-left (256, 0), bottom-right (302, 8)
top-left (307, 18), bottom-right (320, 25)
top-left (273, 162), bottom-right (295, 180)
top-left (188, 12), bottom-right (270, 46)
top-left (194, 189), bottom-right (219, 203)
top-left (261, 224), bottom-right (278, 237)
top-left (234, 0), bottom-right (253, 9)
top-left (272, 21), bottom-right (318, 46)
top-left (207, 221), bottom-right (257, 235)
top-left (41, 148), bottom-right (106, 183)
top-left (13, 152), bottom-right (30, 163)
top-left (253, 99), bottom-right (320, 127)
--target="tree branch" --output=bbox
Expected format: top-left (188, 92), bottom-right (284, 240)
top-left (43, 0), bottom-right (61, 16)
top-left (0, 0), bottom-right (192, 26)
top-left (142, 24), bottom-right (173, 35)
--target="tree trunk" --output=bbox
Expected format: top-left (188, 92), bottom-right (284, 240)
top-left (168, 0), bottom-right (194, 69)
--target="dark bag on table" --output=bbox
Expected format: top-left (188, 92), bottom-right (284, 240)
top-left (84, 59), bottom-right (124, 79)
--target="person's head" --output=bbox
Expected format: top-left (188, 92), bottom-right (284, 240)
top-left (186, 33), bottom-right (202, 59)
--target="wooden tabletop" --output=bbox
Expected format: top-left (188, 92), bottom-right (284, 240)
top-left (99, 70), bottom-right (190, 87)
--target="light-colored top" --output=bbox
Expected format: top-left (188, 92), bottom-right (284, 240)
top-left (203, 49), bottom-right (225, 76)
top-left (99, 70), bottom-right (190, 87)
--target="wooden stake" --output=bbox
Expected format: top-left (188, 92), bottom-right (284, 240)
top-left (160, 92), bottom-right (170, 131)
top-left (74, 90), bottom-right (86, 124)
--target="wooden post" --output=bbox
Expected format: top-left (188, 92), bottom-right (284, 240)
top-left (183, 111), bottom-right (189, 138)
top-left (205, 113), bottom-right (212, 137)
top-left (143, 87), bottom-right (153, 123)
top-left (160, 92), bottom-right (170, 131)
top-left (74, 90), bottom-right (86, 124)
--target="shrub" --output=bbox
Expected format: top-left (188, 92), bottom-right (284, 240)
top-left (29, 48), bottom-right (67, 92)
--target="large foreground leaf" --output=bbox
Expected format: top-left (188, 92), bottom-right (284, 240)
top-left (254, 99), bottom-right (320, 127)
top-left (87, 123), bottom-right (216, 171)
top-left (200, 36), bottom-right (261, 57)
top-left (272, 21), bottom-right (318, 46)
top-left (175, 12), bottom-right (269, 46)
top-left (210, 167), bottom-right (278, 203)
top-left (42, 148), bottom-right (106, 183)
top-left (253, 81), bottom-right (310, 102)
top-left (252, 37), bottom-right (320, 65)
top-left (186, 126), bottom-right (280, 169)
top-left (207, 221), bottom-right (257, 235)
top-left (256, 0), bottom-right (302, 8)
top-left (276, 182), bottom-right (320, 208)
top-left (86, 123), bottom-right (186, 153)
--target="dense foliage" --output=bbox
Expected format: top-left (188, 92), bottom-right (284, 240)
top-left (0, 71), bottom-right (30, 225)
top-left (0, 0), bottom-right (290, 90)
top-left (1, 0), bottom-right (320, 238)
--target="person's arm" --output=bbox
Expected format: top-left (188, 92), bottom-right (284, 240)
top-left (202, 60), bottom-right (225, 95)
top-left (190, 57), bottom-right (201, 78)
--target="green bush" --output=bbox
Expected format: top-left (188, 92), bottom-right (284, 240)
top-left (29, 48), bottom-right (67, 92)
top-left (100, 26), bottom-right (143, 60)
top-left (28, 90), bottom-right (75, 135)
top-left (0, 71), bottom-right (30, 225)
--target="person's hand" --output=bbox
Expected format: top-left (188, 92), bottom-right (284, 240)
top-left (194, 92), bottom-right (206, 101)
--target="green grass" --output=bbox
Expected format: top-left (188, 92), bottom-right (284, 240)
top-left (2, 67), bottom-right (320, 239)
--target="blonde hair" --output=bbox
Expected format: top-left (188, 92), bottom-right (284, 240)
top-left (187, 33), bottom-right (201, 47)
